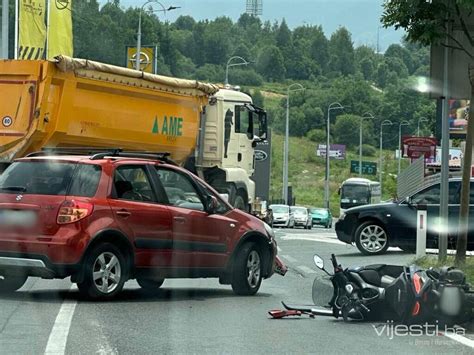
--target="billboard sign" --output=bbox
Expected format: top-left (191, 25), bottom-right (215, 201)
top-left (448, 100), bottom-right (469, 137)
top-left (402, 136), bottom-right (437, 160)
top-left (317, 144), bottom-right (346, 160)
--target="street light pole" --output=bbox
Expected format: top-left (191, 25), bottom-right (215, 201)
top-left (398, 121), bottom-right (410, 175)
top-left (136, 1), bottom-right (178, 71)
top-left (417, 117), bottom-right (428, 136)
top-left (379, 120), bottom-right (393, 192)
top-left (324, 102), bottom-right (344, 209)
top-left (225, 56), bottom-right (250, 85)
top-left (282, 83), bottom-right (305, 205)
top-left (359, 112), bottom-right (374, 176)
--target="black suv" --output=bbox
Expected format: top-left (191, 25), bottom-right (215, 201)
top-left (335, 178), bottom-right (474, 255)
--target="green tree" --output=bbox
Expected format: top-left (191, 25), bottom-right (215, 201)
top-left (360, 58), bottom-right (375, 81)
top-left (276, 19), bottom-right (292, 50)
top-left (309, 26), bottom-right (330, 73)
top-left (252, 89), bottom-right (265, 108)
top-left (328, 27), bottom-right (355, 75)
top-left (385, 44), bottom-right (415, 74)
top-left (174, 15), bottom-right (195, 31)
top-left (333, 114), bottom-right (373, 148)
top-left (257, 45), bottom-right (286, 81)
top-left (306, 129), bottom-right (326, 143)
top-left (376, 62), bottom-right (389, 88)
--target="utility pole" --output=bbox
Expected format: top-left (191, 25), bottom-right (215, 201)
top-left (324, 102), bottom-right (344, 209)
top-left (283, 83), bottom-right (304, 204)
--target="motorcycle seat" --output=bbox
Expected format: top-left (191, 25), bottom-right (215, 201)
top-left (381, 275), bottom-right (396, 288)
top-left (353, 265), bottom-right (401, 288)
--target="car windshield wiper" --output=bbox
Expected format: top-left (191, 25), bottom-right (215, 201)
top-left (0, 186), bottom-right (27, 192)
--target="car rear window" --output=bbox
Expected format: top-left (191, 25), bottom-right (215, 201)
top-left (0, 161), bottom-right (101, 197)
top-left (310, 209), bottom-right (328, 216)
top-left (68, 164), bottom-right (102, 197)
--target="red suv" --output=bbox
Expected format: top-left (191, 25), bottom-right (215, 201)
top-left (0, 150), bottom-right (282, 299)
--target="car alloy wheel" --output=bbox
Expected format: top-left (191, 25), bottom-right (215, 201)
top-left (77, 243), bottom-right (127, 299)
top-left (231, 242), bottom-right (263, 295)
top-left (247, 250), bottom-right (261, 289)
top-left (92, 252), bottom-right (122, 294)
top-left (355, 221), bottom-right (389, 255)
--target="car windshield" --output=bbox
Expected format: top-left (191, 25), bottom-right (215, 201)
top-left (271, 205), bottom-right (289, 213)
top-left (2, 1), bottom-right (472, 353)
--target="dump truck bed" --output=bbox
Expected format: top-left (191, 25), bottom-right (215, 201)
top-left (0, 56), bottom-right (219, 163)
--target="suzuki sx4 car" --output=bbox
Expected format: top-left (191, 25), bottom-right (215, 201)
top-left (0, 152), bottom-right (281, 299)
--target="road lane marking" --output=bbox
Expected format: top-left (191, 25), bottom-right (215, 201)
top-left (298, 266), bottom-right (316, 274)
top-left (44, 284), bottom-right (77, 355)
top-left (442, 332), bottom-right (474, 349)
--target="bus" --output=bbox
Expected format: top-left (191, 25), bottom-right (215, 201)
top-left (339, 178), bottom-right (381, 215)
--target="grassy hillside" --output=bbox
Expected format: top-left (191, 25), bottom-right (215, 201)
top-left (269, 133), bottom-right (409, 216)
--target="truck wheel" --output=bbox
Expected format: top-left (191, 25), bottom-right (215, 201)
top-left (233, 194), bottom-right (247, 212)
top-left (231, 242), bottom-right (262, 295)
top-left (137, 278), bottom-right (165, 291)
top-left (77, 243), bottom-right (127, 300)
top-left (0, 275), bottom-right (27, 293)
top-left (355, 221), bottom-right (389, 255)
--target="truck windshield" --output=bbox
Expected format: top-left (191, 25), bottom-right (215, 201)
top-left (341, 185), bottom-right (369, 207)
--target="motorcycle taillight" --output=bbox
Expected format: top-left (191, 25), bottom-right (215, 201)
top-left (413, 273), bottom-right (423, 294)
top-left (412, 301), bottom-right (421, 316)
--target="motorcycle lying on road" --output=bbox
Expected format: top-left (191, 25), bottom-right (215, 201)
top-left (269, 254), bottom-right (474, 325)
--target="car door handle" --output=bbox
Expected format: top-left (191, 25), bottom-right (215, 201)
top-left (173, 216), bottom-right (186, 224)
top-left (116, 210), bottom-right (131, 217)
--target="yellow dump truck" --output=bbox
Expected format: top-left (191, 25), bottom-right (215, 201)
top-left (0, 56), bottom-right (267, 210)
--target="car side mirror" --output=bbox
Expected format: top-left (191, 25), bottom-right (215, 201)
top-left (206, 195), bottom-right (219, 214)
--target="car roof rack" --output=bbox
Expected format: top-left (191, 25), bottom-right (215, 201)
top-left (26, 147), bottom-right (123, 157)
top-left (90, 151), bottom-right (176, 165)
top-left (25, 148), bottom-right (177, 165)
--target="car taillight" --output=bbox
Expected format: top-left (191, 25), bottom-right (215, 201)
top-left (413, 273), bottom-right (423, 294)
top-left (57, 200), bottom-right (93, 224)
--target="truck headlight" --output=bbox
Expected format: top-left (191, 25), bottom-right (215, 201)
top-left (264, 222), bottom-right (275, 239)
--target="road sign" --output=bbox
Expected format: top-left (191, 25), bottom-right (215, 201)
top-left (350, 160), bottom-right (377, 175)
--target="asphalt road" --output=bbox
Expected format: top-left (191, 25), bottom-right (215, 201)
top-left (0, 226), bottom-right (473, 354)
